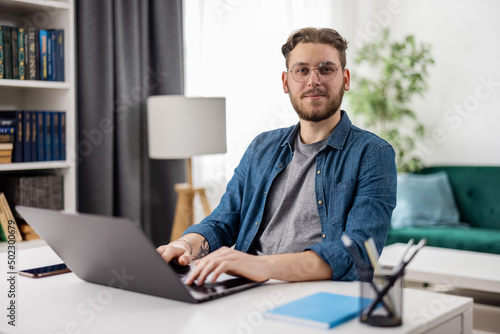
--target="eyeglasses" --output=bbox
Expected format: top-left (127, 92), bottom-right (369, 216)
top-left (287, 61), bottom-right (345, 83)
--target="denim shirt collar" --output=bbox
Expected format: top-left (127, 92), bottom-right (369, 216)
top-left (282, 110), bottom-right (352, 152)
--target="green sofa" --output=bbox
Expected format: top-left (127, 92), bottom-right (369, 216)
top-left (386, 166), bottom-right (500, 254)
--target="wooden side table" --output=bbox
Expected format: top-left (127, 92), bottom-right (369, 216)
top-left (170, 183), bottom-right (211, 242)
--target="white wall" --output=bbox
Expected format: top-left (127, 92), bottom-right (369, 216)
top-left (375, 0), bottom-right (500, 166)
top-left (184, 0), bottom-right (500, 220)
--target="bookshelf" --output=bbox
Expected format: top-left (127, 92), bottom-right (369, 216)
top-left (0, 0), bottom-right (76, 223)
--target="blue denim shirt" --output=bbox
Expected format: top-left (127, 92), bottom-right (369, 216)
top-left (184, 111), bottom-right (397, 281)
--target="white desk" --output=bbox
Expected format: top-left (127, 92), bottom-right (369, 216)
top-left (380, 243), bottom-right (500, 294)
top-left (1, 246), bottom-right (473, 334)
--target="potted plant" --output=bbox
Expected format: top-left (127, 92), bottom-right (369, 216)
top-left (348, 28), bottom-right (434, 172)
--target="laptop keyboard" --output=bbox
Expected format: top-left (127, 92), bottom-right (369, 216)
top-left (170, 263), bottom-right (260, 300)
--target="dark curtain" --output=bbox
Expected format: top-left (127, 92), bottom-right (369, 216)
top-left (76, 0), bottom-right (185, 245)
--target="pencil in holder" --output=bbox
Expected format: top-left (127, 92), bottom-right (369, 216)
top-left (360, 269), bottom-right (403, 327)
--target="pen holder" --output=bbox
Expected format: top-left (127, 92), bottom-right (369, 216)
top-left (360, 269), bottom-right (403, 327)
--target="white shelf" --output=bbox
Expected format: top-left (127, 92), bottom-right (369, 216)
top-left (0, 161), bottom-right (72, 171)
top-left (0, 79), bottom-right (70, 89)
top-left (0, 0), bottom-right (69, 12)
top-left (0, 0), bottom-right (76, 213)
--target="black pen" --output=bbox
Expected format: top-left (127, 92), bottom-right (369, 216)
top-left (341, 234), bottom-right (394, 317)
top-left (363, 239), bottom-right (427, 319)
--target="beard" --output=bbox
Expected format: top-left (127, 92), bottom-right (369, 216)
top-left (288, 84), bottom-right (345, 122)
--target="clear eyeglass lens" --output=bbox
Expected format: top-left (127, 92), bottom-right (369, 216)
top-left (291, 63), bottom-right (339, 82)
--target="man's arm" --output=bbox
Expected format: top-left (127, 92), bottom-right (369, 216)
top-left (185, 247), bottom-right (332, 286)
top-left (156, 233), bottom-right (210, 266)
top-left (307, 143), bottom-right (397, 281)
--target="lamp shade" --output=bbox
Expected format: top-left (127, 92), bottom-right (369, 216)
top-left (147, 95), bottom-right (227, 159)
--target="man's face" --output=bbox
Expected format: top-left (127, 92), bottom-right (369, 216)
top-left (282, 42), bottom-right (350, 122)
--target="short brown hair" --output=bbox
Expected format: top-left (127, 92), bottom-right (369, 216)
top-left (281, 27), bottom-right (348, 68)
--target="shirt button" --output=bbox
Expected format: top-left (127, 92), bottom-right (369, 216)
top-left (322, 233), bottom-right (326, 239)
top-left (318, 200), bottom-right (323, 205)
top-left (278, 164), bottom-right (283, 168)
top-left (255, 222), bottom-right (259, 226)
top-left (317, 170), bottom-right (321, 174)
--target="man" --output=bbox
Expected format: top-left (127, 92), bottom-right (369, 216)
top-left (157, 27), bottom-right (397, 286)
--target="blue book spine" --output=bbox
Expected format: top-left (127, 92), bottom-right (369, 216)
top-left (0, 118), bottom-right (15, 127)
top-left (23, 111), bottom-right (31, 162)
top-left (56, 30), bottom-right (64, 82)
top-left (0, 127), bottom-right (15, 134)
top-left (52, 111), bottom-right (59, 160)
top-left (44, 111), bottom-right (51, 160)
top-left (13, 111), bottom-right (22, 162)
top-left (31, 111), bottom-right (37, 161)
top-left (0, 26), bottom-right (4, 79)
top-left (47, 30), bottom-right (55, 81)
top-left (59, 111), bottom-right (65, 160)
top-left (39, 30), bottom-right (48, 81)
top-left (37, 111), bottom-right (45, 161)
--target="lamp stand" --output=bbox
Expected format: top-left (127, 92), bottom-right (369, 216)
top-left (170, 158), bottom-right (211, 242)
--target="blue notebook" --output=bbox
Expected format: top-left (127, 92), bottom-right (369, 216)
top-left (265, 292), bottom-right (365, 329)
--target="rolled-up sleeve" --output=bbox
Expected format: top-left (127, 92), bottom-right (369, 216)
top-left (183, 138), bottom-right (255, 251)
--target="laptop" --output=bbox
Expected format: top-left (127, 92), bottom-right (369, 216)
top-left (15, 206), bottom-right (263, 303)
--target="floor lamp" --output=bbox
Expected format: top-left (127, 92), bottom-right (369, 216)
top-left (147, 95), bottom-right (226, 242)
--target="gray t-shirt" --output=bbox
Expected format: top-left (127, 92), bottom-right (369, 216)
top-left (252, 133), bottom-right (327, 255)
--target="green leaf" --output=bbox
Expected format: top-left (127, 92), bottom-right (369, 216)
top-left (347, 27), bottom-right (434, 172)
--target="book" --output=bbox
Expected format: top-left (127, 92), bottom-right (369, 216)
top-left (0, 152), bottom-right (12, 163)
top-left (0, 127), bottom-right (15, 134)
top-left (19, 222), bottom-right (40, 240)
top-left (44, 111), bottom-right (51, 160)
top-left (17, 27), bottom-right (25, 80)
top-left (26, 28), bottom-right (37, 80)
top-left (37, 111), bottom-right (45, 161)
top-left (0, 118), bottom-right (15, 126)
top-left (265, 292), bottom-right (365, 329)
top-left (59, 112), bottom-right (66, 159)
top-left (0, 149), bottom-right (13, 155)
top-left (0, 25), bottom-right (4, 79)
top-left (13, 111), bottom-right (23, 162)
top-left (31, 111), bottom-right (37, 161)
top-left (23, 111), bottom-right (31, 162)
top-left (47, 30), bottom-right (54, 81)
top-left (11, 27), bottom-right (19, 79)
top-left (0, 134), bottom-right (14, 143)
top-left (0, 196), bottom-right (8, 241)
top-left (56, 30), bottom-right (64, 81)
top-left (35, 29), bottom-right (40, 80)
top-left (3, 26), bottom-right (12, 79)
top-left (0, 193), bottom-right (23, 242)
top-left (52, 111), bottom-right (59, 159)
top-left (39, 30), bottom-right (48, 81)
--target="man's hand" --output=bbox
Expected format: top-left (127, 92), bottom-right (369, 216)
top-left (156, 242), bottom-right (192, 266)
top-left (185, 247), bottom-right (332, 286)
top-left (156, 233), bottom-right (209, 266)
top-left (186, 247), bottom-right (270, 286)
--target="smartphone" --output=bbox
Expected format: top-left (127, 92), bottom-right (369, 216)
top-left (19, 263), bottom-right (71, 278)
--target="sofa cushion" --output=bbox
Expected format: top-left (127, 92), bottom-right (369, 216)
top-left (386, 227), bottom-right (500, 254)
top-left (420, 166), bottom-right (500, 229)
top-left (391, 172), bottom-right (464, 228)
